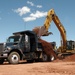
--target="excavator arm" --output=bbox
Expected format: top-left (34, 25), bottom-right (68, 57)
top-left (33, 9), bottom-right (54, 36)
top-left (33, 9), bottom-right (67, 51)
top-left (52, 13), bottom-right (66, 50)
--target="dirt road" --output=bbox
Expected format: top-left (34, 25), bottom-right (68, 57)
top-left (0, 61), bottom-right (75, 75)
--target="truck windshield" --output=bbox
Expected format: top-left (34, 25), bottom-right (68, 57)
top-left (7, 36), bottom-right (20, 43)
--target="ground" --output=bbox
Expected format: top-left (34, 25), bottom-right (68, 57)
top-left (0, 38), bottom-right (75, 75)
top-left (0, 60), bottom-right (75, 75)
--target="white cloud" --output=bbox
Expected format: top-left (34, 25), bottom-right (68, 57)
top-left (13, 6), bottom-right (30, 16)
top-left (27, 1), bottom-right (34, 6)
top-left (30, 11), bottom-right (47, 18)
top-left (23, 17), bottom-right (36, 22)
top-left (27, 1), bottom-right (42, 8)
top-left (23, 10), bottom-right (47, 22)
top-left (37, 5), bottom-right (42, 8)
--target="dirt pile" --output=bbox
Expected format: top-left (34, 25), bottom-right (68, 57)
top-left (39, 39), bottom-right (57, 59)
top-left (33, 29), bottom-right (57, 59)
top-left (62, 54), bottom-right (75, 62)
top-left (55, 54), bottom-right (75, 62)
top-left (33, 27), bottom-right (39, 35)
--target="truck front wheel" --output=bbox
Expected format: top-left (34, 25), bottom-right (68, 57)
top-left (8, 52), bottom-right (20, 64)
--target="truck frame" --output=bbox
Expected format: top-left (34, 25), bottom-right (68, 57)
top-left (0, 30), bottom-right (53, 64)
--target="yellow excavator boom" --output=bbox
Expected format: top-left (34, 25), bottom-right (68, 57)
top-left (33, 9), bottom-right (67, 50)
top-left (44, 9), bottom-right (54, 31)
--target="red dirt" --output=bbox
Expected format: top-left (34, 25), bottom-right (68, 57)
top-left (64, 54), bottom-right (75, 61)
top-left (39, 39), bottom-right (57, 59)
top-left (55, 54), bottom-right (75, 62)
top-left (33, 28), bottom-right (58, 59)
top-left (33, 27), bottom-right (40, 35)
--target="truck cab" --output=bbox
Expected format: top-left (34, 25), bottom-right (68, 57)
top-left (0, 30), bottom-right (43, 64)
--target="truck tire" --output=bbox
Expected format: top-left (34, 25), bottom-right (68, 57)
top-left (50, 54), bottom-right (55, 61)
top-left (47, 54), bottom-right (55, 62)
top-left (0, 59), bottom-right (4, 64)
top-left (8, 52), bottom-right (20, 64)
top-left (42, 53), bottom-right (48, 62)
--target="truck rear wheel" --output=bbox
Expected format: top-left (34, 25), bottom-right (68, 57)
top-left (47, 54), bottom-right (55, 62)
top-left (50, 54), bottom-right (55, 61)
top-left (42, 53), bottom-right (48, 62)
top-left (8, 52), bottom-right (20, 64)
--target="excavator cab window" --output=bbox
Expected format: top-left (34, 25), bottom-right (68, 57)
top-left (66, 41), bottom-right (75, 50)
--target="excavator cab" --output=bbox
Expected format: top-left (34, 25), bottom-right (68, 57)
top-left (66, 41), bottom-right (75, 50)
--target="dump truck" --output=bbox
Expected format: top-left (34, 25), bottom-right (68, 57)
top-left (0, 30), bottom-right (54, 64)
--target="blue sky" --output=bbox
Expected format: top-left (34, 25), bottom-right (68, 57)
top-left (0, 0), bottom-right (75, 47)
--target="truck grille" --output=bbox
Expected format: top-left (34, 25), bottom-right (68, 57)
top-left (0, 43), bottom-right (4, 53)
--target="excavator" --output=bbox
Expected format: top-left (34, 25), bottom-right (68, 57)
top-left (33, 9), bottom-right (75, 54)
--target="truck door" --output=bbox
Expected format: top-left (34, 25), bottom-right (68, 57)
top-left (25, 34), bottom-right (30, 52)
top-left (20, 35), bottom-right (30, 53)
top-left (20, 35), bottom-right (25, 52)
top-left (29, 35), bottom-right (37, 52)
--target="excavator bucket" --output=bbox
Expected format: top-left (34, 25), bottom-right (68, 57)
top-left (33, 26), bottom-right (53, 37)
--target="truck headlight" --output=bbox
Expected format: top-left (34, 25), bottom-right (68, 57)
top-left (7, 47), bottom-right (11, 50)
